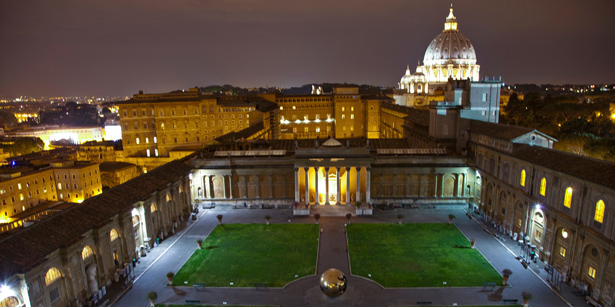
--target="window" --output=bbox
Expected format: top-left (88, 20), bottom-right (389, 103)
top-left (17, 183), bottom-right (21, 190)
top-left (588, 266), bottom-right (596, 279)
top-left (351, 114), bottom-right (354, 119)
top-left (59, 183), bottom-right (63, 190)
top-left (49, 287), bottom-right (60, 302)
top-left (82, 246), bottom-right (94, 260)
top-left (594, 200), bottom-right (605, 223)
top-left (45, 267), bottom-right (62, 285)
top-left (342, 114), bottom-right (345, 119)
top-left (564, 187), bottom-right (572, 208)
top-left (540, 177), bottom-right (546, 196)
top-left (520, 170), bottom-right (526, 187)
top-left (351, 107), bottom-right (354, 111)
top-left (136, 138), bottom-right (140, 144)
top-left (559, 247), bottom-right (566, 258)
top-left (110, 229), bottom-right (120, 241)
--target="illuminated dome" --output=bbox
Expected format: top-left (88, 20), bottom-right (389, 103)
top-left (420, 6), bottom-right (480, 83)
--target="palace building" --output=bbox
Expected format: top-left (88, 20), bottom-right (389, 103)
top-left (1, 6), bottom-right (614, 307)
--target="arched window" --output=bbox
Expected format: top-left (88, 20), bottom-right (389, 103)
top-left (81, 246), bottom-right (95, 260)
top-left (563, 187), bottom-right (572, 208)
top-left (540, 178), bottom-right (547, 196)
top-left (594, 200), bottom-right (605, 223)
top-left (45, 267), bottom-right (62, 285)
top-left (0, 296), bottom-right (19, 307)
top-left (520, 170), bottom-right (526, 187)
top-left (110, 229), bottom-right (119, 241)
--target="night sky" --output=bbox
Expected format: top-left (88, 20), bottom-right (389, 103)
top-left (1, 0), bottom-right (614, 98)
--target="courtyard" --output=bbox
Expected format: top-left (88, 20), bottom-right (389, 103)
top-left (113, 205), bottom-right (582, 307)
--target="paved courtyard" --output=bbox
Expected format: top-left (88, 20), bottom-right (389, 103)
top-left (112, 204), bottom-right (586, 307)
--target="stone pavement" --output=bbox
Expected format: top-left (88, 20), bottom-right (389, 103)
top-left (110, 204), bottom-right (587, 306)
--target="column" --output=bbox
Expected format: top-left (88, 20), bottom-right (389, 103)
top-left (434, 173), bottom-right (439, 197)
top-left (268, 174), bottom-right (273, 198)
top-left (242, 175), bottom-right (247, 199)
top-left (379, 174), bottom-right (384, 198)
top-left (294, 168), bottom-right (299, 202)
top-left (228, 175), bottom-right (233, 199)
top-left (366, 167), bottom-right (371, 203)
top-left (406, 174), bottom-right (411, 197)
top-left (315, 167), bottom-right (319, 205)
top-left (336, 167), bottom-right (341, 205)
top-left (222, 175), bottom-right (227, 199)
top-left (392, 173), bottom-right (397, 197)
top-left (304, 167), bottom-right (310, 205)
top-left (325, 167), bottom-right (330, 205)
top-left (255, 174), bottom-right (260, 198)
top-left (208, 176), bottom-right (213, 199)
top-left (346, 167), bottom-right (350, 205)
top-left (356, 167), bottom-right (361, 203)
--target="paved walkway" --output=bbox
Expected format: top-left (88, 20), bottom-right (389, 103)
top-left (110, 204), bottom-right (589, 306)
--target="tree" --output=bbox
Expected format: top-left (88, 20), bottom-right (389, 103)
top-left (146, 291), bottom-right (157, 306)
top-left (313, 213), bottom-right (320, 224)
top-left (502, 269), bottom-right (512, 286)
top-left (346, 213), bottom-right (352, 224)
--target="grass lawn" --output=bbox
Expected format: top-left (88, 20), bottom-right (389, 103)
top-left (347, 223), bottom-right (502, 287)
top-left (173, 224), bottom-right (319, 287)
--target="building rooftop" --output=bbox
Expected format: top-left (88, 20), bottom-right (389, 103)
top-left (469, 120), bottom-right (534, 141)
top-left (0, 158), bottom-right (192, 278)
top-left (512, 144), bottom-right (615, 190)
top-left (98, 162), bottom-right (136, 172)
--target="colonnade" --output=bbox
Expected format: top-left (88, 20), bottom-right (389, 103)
top-left (294, 166), bottom-right (370, 205)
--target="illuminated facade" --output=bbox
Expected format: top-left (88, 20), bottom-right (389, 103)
top-left (118, 88), bottom-right (270, 157)
top-left (51, 161), bottom-right (102, 203)
top-left (7, 126), bottom-right (104, 150)
top-left (0, 161), bottom-right (102, 225)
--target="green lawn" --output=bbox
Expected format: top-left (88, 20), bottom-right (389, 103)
top-left (173, 224), bottom-right (319, 287)
top-left (347, 223), bottom-right (501, 287)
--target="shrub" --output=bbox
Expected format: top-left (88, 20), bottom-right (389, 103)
top-left (166, 271), bottom-right (174, 278)
top-left (146, 291), bottom-right (157, 302)
top-left (522, 292), bottom-right (533, 301)
top-left (502, 269), bottom-right (513, 277)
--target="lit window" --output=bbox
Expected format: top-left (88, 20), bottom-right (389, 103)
top-left (17, 183), bottom-right (21, 190)
top-left (292, 106), bottom-right (296, 110)
top-left (82, 246), bottom-right (94, 260)
top-left (136, 138), bottom-right (140, 144)
top-left (342, 114), bottom-right (345, 119)
top-left (45, 267), bottom-right (62, 285)
top-left (520, 170), bottom-right (526, 187)
top-left (351, 114), bottom-right (354, 119)
top-left (110, 229), bottom-right (119, 241)
top-left (316, 127), bottom-right (320, 133)
top-left (342, 107), bottom-right (345, 111)
top-left (540, 177), bottom-right (546, 196)
top-left (588, 266), bottom-right (596, 279)
top-left (564, 187), bottom-right (572, 208)
top-left (351, 107), bottom-right (354, 111)
top-left (559, 247), bottom-right (566, 258)
top-left (594, 200), bottom-right (605, 223)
